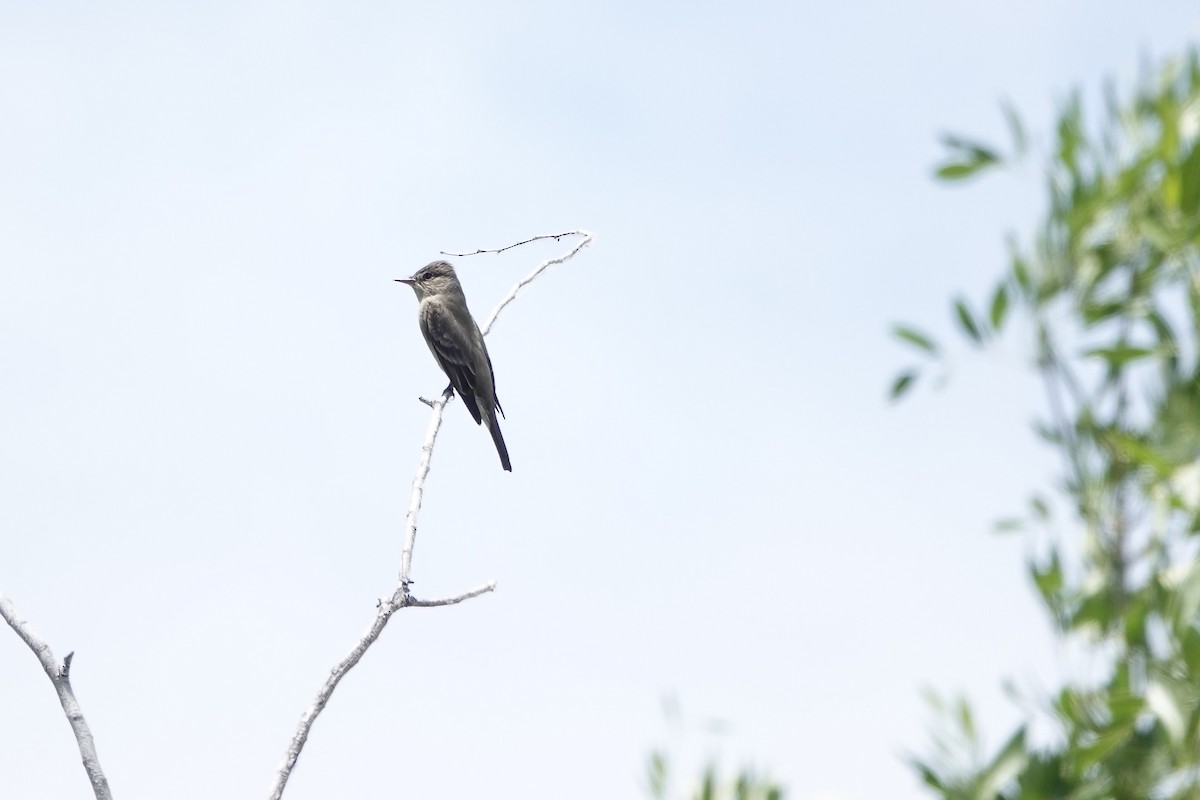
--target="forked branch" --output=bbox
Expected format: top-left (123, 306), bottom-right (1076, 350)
top-left (267, 229), bottom-right (593, 799)
top-left (0, 592), bottom-right (113, 800)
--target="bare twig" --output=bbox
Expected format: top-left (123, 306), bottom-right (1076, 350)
top-left (268, 588), bottom-right (404, 800)
top-left (268, 229), bottom-right (591, 799)
top-left (0, 592), bottom-right (113, 800)
top-left (480, 230), bottom-right (594, 335)
top-left (401, 383), bottom-right (455, 582)
top-left (409, 581), bottom-right (498, 607)
top-left (440, 230), bottom-right (588, 258)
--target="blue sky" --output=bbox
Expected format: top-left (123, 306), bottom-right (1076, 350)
top-left (2, 3), bottom-right (1198, 799)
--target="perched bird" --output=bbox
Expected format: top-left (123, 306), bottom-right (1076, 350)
top-left (396, 260), bottom-right (512, 472)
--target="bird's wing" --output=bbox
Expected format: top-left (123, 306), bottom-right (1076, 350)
top-left (420, 301), bottom-right (484, 424)
top-left (485, 352), bottom-right (504, 419)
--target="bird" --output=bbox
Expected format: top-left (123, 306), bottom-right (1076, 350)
top-left (396, 260), bottom-right (512, 472)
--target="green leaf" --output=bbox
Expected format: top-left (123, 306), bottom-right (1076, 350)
top-left (700, 763), bottom-right (716, 800)
top-left (1030, 495), bottom-right (1050, 519)
top-left (935, 161), bottom-right (985, 180)
top-left (1122, 589), bottom-right (1149, 648)
top-left (954, 298), bottom-right (983, 344)
top-left (1056, 93), bottom-right (1083, 175)
top-left (1073, 588), bottom-right (1114, 630)
top-left (989, 284), bottom-right (1010, 330)
top-left (955, 696), bottom-right (976, 741)
top-left (1009, 242), bottom-right (1032, 295)
top-left (1077, 721), bottom-right (1134, 766)
top-left (1166, 560), bottom-right (1200, 636)
top-left (647, 750), bottom-right (668, 799)
top-left (941, 133), bottom-right (1001, 163)
top-left (1179, 138), bottom-right (1200, 214)
top-left (1017, 752), bottom-right (1071, 797)
top-left (1001, 98), bottom-right (1027, 156)
top-left (1082, 301), bottom-right (1126, 325)
top-left (889, 370), bottom-right (919, 401)
top-left (1107, 691), bottom-right (1144, 725)
top-left (994, 517), bottom-right (1025, 534)
top-left (910, 759), bottom-right (946, 791)
top-left (1181, 627), bottom-right (1200, 673)
top-left (935, 135), bottom-right (1001, 181)
top-left (1083, 344), bottom-right (1155, 368)
top-left (1146, 309), bottom-right (1179, 373)
top-left (1031, 549), bottom-right (1063, 605)
top-left (1099, 430), bottom-right (1173, 476)
top-left (892, 324), bottom-right (939, 354)
top-left (978, 727), bottom-right (1028, 798)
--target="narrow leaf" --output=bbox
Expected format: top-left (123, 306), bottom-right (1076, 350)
top-left (889, 370), bottom-right (919, 401)
top-left (954, 298), bottom-right (983, 343)
top-left (1083, 345), bottom-right (1154, 368)
top-left (1030, 495), bottom-right (1050, 519)
top-left (647, 751), bottom-right (668, 798)
top-left (1031, 550), bottom-right (1063, 604)
top-left (1001, 98), bottom-right (1027, 156)
top-left (1082, 301), bottom-right (1126, 325)
top-left (989, 284), bottom-right (1009, 330)
top-left (1180, 138), bottom-right (1200, 214)
top-left (1100, 430), bottom-right (1173, 476)
top-left (941, 134), bottom-right (1001, 163)
top-left (994, 517), bottom-right (1024, 534)
top-left (1008, 237), bottom-right (1032, 295)
top-left (909, 759), bottom-right (946, 791)
top-left (1146, 309), bottom-right (1179, 373)
top-left (1077, 722), bottom-right (1133, 766)
top-left (978, 727), bottom-right (1028, 798)
top-left (700, 764), bottom-right (716, 800)
top-left (936, 158), bottom-right (997, 181)
top-left (892, 325), bottom-right (938, 354)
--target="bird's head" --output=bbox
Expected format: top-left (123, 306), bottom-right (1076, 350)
top-left (396, 260), bottom-right (461, 300)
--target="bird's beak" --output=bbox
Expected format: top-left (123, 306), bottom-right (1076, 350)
top-left (395, 277), bottom-right (416, 285)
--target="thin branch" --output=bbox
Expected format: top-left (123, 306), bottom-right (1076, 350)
top-left (480, 230), bottom-right (594, 335)
top-left (267, 592), bottom-right (403, 800)
top-left (0, 592), bottom-right (113, 800)
top-left (400, 384), bottom-right (454, 583)
top-left (440, 230), bottom-right (588, 257)
top-left (268, 229), bottom-right (591, 799)
top-left (409, 581), bottom-right (498, 608)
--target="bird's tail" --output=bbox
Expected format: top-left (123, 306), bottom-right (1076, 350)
top-left (488, 415), bottom-right (512, 472)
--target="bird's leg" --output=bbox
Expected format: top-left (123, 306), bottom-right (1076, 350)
top-left (418, 384), bottom-right (457, 408)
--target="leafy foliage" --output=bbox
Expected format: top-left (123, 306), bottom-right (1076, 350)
top-left (896, 49), bottom-right (1200, 799)
top-left (645, 749), bottom-right (785, 800)
top-left (645, 700), bottom-right (785, 800)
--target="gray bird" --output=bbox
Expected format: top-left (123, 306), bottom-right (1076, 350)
top-left (396, 260), bottom-right (512, 472)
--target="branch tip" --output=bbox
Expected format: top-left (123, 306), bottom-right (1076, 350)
top-left (440, 230), bottom-right (592, 258)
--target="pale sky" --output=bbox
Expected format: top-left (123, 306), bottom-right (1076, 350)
top-left (2, 3), bottom-right (1199, 799)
